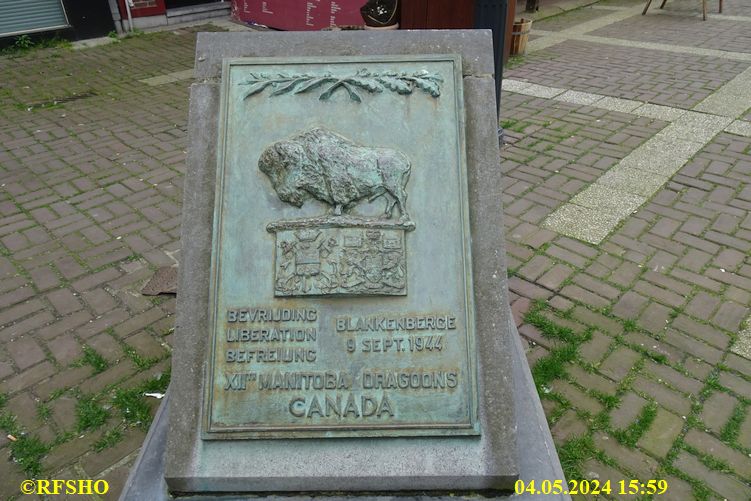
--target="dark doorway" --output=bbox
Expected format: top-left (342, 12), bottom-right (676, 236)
top-left (62, 0), bottom-right (116, 39)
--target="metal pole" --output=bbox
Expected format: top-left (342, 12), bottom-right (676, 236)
top-left (474, 0), bottom-right (508, 136)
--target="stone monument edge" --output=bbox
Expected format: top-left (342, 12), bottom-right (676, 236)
top-left (165, 30), bottom-right (532, 493)
top-left (193, 30), bottom-right (495, 80)
top-left (164, 81), bottom-right (219, 478)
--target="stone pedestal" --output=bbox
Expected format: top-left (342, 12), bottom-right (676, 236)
top-left (119, 30), bottom-right (567, 499)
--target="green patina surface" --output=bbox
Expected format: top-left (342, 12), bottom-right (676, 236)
top-left (203, 55), bottom-right (480, 439)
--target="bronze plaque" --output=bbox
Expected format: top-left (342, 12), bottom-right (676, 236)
top-left (204, 55), bottom-right (479, 438)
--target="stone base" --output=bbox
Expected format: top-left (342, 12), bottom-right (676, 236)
top-left (119, 317), bottom-right (569, 501)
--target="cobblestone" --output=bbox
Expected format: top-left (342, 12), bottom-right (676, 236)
top-left (0, 24), bottom-right (200, 491)
top-left (673, 452), bottom-right (751, 501)
top-left (505, 7), bottom-right (751, 494)
top-left (638, 408), bottom-right (684, 458)
top-left (609, 392), bottom-right (647, 430)
top-left (700, 392), bottom-right (738, 433)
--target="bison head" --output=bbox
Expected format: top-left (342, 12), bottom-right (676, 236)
top-left (258, 140), bottom-right (308, 208)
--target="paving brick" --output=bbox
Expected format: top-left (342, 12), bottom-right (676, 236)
top-left (683, 358), bottom-right (713, 381)
top-left (0, 360), bottom-right (13, 380)
top-left (644, 360), bottom-right (702, 396)
top-left (0, 285), bottom-right (35, 309)
top-left (726, 286), bottom-right (751, 308)
top-left (610, 392), bottom-right (648, 430)
top-left (593, 433), bottom-right (658, 480)
top-left (525, 344), bottom-right (548, 367)
top-left (511, 297), bottom-right (531, 327)
top-left (677, 248), bottom-right (712, 272)
top-left (714, 248), bottom-right (745, 271)
top-left (551, 380), bottom-right (603, 415)
top-left (633, 376), bottom-right (692, 416)
top-left (49, 395), bottom-right (77, 431)
top-left (551, 410), bottom-right (588, 442)
top-left (638, 408), bottom-right (683, 458)
top-left (685, 292), bottom-right (721, 320)
top-left (599, 347), bottom-right (640, 381)
top-left (718, 371), bottom-right (751, 398)
top-left (3, 15), bottom-right (751, 493)
top-left (81, 288), bottom-right (118, 316)
top-left (561, 284), bottom-right (612, 308)
top-left (670, 268), bottom-right (723, 293)
top-left (663, 329), bottom-right (723, 364)
top-left (6, 392), bottom-right (45, 431)
top-left (578, 332), bottom-right (612, 365)
top-left (700, 392), bottom-right (738, 434)
top-left (659, 475), bottom-right (695, 501)
top-left (97, 460), bottom-right (134, 501)
top-left (571, 306), bottom-right (624, 336)
top-left (0, 361), bottom-right (55, 394)
top-left (37, 310), bottom-right (93, 340)
top-left (633, 281), bottom-right (687, 309)
top-left (518, 254), bottom-right (554, 281)
top-left (568, 364), bottom-right (617, 395)
top-left (546, 244), bottom-right (589, 268)
top-left (712, 301), bottom-right (748, 332)
top-left (580, 459), bottom-right (628, 488)
top-left (81, 427), bottom-right (147, 476)
top-left (508, 276), bottom-right (554, 300)
top-left (684, 429), bottom-right (751, 478)
top-left (624, 331), bottom-right (683, 364)
top-left (5, 336), bottom-right (46, 370)
top-left (0, 461), bottom-right (33, 500)
top-left (519, 323), bottom-right (555, 349)
top-left (42, 432), bottom-right (101, 472)
top-left (46, 288), bottom-right (84, 315)
top-left (28, 265), bottom-right (60, 291)
top-left (724, 353), bottom-right (751, 377)
top-left (673, 452), bottom-right (751, 501)
top-left (125, 330), bottom-right (167, 359)
top-left (572, 273), bottom-right (621, 301)
top-left (77, 361), bottom-right (136, 394)
top-left (612, 291), bottom-right (648, 320)
top-left (86, 333), bottom-right (124, 362)
top-left (537, 263), bottom-right (574, 290)
top-left (111, 307), bottom-right (166, 339)
top-left (740, 412), bottom-right (751, 450)
top-left (637, 302), bottom-right (672, 335)
top-left (608, 261), bottom-right (641, 288)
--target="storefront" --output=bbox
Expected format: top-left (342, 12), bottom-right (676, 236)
top-left (0, 0), bottom-right (69, 37)
top-left (0, 0), bottom-right (115, 40)
top-left (114, 0), bottom-right (230, 31)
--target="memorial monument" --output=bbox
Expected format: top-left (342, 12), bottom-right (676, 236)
top-left (120, 29), bottom-right (566, 500)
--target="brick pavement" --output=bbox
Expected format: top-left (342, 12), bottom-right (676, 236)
top-left (590, 15), bottom-right (751, 53)
top-left (0, 4), bottom-right (750, 501)
top-left (505, 1), bottom-right (751, 499)
top-left (0, 26), bottom-right (217, 500)
top-left (506, 39), bottom-right (749, 108)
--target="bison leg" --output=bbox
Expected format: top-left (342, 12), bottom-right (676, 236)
top-left (333, 204), bottom-right (343, 216)
top-left (385, 197), bottom-right (397, 218)
top-left (394, 186), bottom-right (409, 221)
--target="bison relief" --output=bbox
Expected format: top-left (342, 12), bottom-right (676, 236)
top-left (259, 127), bottom-right (412, 225)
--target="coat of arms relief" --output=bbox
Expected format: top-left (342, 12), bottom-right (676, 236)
top-left (260, 127), bottom-right (415, 296)
top-left (249, 68), bottom-right (444, 296)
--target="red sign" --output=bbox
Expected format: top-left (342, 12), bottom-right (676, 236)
top-left (232, 0), bottom-right (365, 31)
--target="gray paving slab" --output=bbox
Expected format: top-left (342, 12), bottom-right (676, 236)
top-left (544, 204), bottom-right (624, 244)
top-left (726, 120), bottom-right (751, 137)
top-left (570, 184), bottom-right (647, 215)
top-left (596, 165), bottom-right (671, 198)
